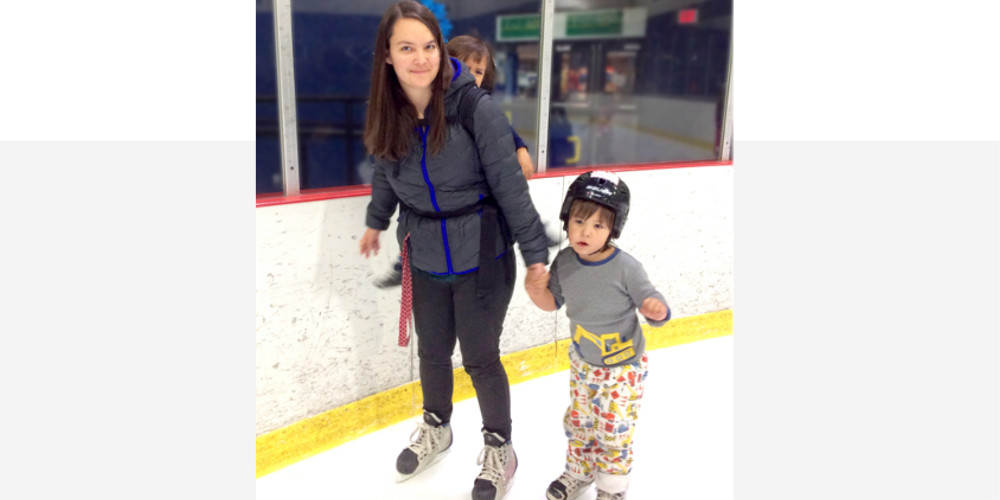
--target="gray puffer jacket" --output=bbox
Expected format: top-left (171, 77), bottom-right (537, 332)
top-left (365, 58), bottom-right (550, 275)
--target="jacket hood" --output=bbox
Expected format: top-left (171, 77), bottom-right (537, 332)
top-left (445, 57), bottom-right (476, 100)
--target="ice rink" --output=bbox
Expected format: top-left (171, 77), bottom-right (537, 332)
top-left (257, 334), bottom-right (733, 500)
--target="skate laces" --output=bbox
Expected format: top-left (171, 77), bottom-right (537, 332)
top-left (409, 422), bottom-right (442, 458)
top-left (476, 443), bottom-right (508, 484)
top-left (596, 490), bottom-right (625, 500)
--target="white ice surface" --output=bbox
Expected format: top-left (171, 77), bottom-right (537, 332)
top-left (257, 335), bottom-right (732, 500)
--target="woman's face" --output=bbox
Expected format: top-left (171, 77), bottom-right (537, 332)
top-left (385, 18), bottom-right (440, 94)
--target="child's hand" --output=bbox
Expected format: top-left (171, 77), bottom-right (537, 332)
top-left (516, 147), bottom-right (535, 180)
top-left (640, 297), bottom-right (668, 321)
top-left (524, 263), bottom-right (549, 294)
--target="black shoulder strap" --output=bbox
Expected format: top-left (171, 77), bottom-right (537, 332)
top-left (457, 85), bottom-right (488, 137)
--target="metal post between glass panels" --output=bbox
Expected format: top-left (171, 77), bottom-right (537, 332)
top-left (273, 0), bottom-right (300, 196)
top-left (534, 0), bottom-right (556, 174)
top-left (721, 36), bottom-right (734, 162)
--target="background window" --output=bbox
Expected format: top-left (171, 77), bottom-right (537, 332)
top-left (256, 0), bottom-right (731, 194)
top-left (256, 1), bottom-right (543, 193)
top-left (256, 0), bottom-right (281, 194)
top-left (285, 3), bottom-right (374, 191)
top-left (543, 0), bottom-right (732, 169)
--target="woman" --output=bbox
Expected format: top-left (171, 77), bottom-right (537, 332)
top-left (370, 33), bottom-right (537, 290)
top-left (358, 2), bottom-right (549, 499)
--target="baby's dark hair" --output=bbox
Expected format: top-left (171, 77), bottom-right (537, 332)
top-left (569, 199), bottom-right (616, 235)
top-left (446, 35), bottom-right (496, 91)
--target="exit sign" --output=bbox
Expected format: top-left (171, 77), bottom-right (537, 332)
top-left (678, 8), bottom-right (698, 24)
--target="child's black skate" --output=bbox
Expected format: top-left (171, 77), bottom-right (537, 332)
top-left (545, 471), bottom-right (593, 500)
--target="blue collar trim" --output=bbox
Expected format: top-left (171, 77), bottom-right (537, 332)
top-left (576, 247), bottom-right (620, 266)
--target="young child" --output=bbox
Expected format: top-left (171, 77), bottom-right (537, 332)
top-left (446, 35), bottom-right (535, 181)
top-left (525, 170), bottom-right (670, 500)
top-left (372, 34), bottom-right (537, 289)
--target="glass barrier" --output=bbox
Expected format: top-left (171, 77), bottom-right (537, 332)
top-left (255, 0), bottom-right (731, 195)
top-left (264, 1), bottom-right (543, 193)
top-left (256, 0), bottom-right (282, 194)
top-left (540, 0), bottom-right (732, 169)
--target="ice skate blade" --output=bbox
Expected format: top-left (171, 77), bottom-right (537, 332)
top-left (502, 475), bottom-right (516, 499)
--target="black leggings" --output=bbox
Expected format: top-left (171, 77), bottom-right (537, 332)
top-left (410, 252), bottom-right (516, 441)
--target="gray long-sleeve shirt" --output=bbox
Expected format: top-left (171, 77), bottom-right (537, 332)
top-left (548, 247), bottom-right (670, 367)
top-left (365, 58), bottom-right (549, 275)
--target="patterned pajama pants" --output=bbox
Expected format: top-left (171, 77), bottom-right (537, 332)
top-left (562, 347), bottom-right (649, 493)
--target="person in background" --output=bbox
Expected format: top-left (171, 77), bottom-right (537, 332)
top-left (358, 2), bottom-right (551, 499)
top-left (524, 170), bottom-right (670, 500)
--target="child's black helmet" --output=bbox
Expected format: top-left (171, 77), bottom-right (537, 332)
top-left (559, 170), bottom-right (630, 239)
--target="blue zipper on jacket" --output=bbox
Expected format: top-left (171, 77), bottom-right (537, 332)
top-left (418, 125), bottom-right (455, 274)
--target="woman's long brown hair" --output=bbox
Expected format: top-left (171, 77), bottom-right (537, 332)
top-left (364, 0), bottom-right (453, 162)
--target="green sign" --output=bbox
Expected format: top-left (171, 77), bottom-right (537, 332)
top-left (566, 11), bottom-right (623, 36)
top-left (496, 8), bottom-right (643, 41)
top-left (499, 15), bottom-right (540, 39)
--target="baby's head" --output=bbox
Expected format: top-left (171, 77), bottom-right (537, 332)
top-left (565, 198), bottom-right (617, 255)
top-left (559, 170), bottom-right (631, 239)
top-left (447, 35), bottom-right (496, 90)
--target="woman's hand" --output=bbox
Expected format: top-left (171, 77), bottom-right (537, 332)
top-left (359, 228), bottom-right (382, 258)
top-left (524, 263), bottom-right (549, 294)
top-left (524, 263), bottom-right (557, 311)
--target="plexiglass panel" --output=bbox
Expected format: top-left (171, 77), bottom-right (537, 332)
top-left (542, 0), bottom-right (731, 169)
top-left (256, 0), bottom-right (282, 194)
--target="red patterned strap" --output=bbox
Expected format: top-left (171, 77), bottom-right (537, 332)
top-left (398, 234), bottom-right (413, 347)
